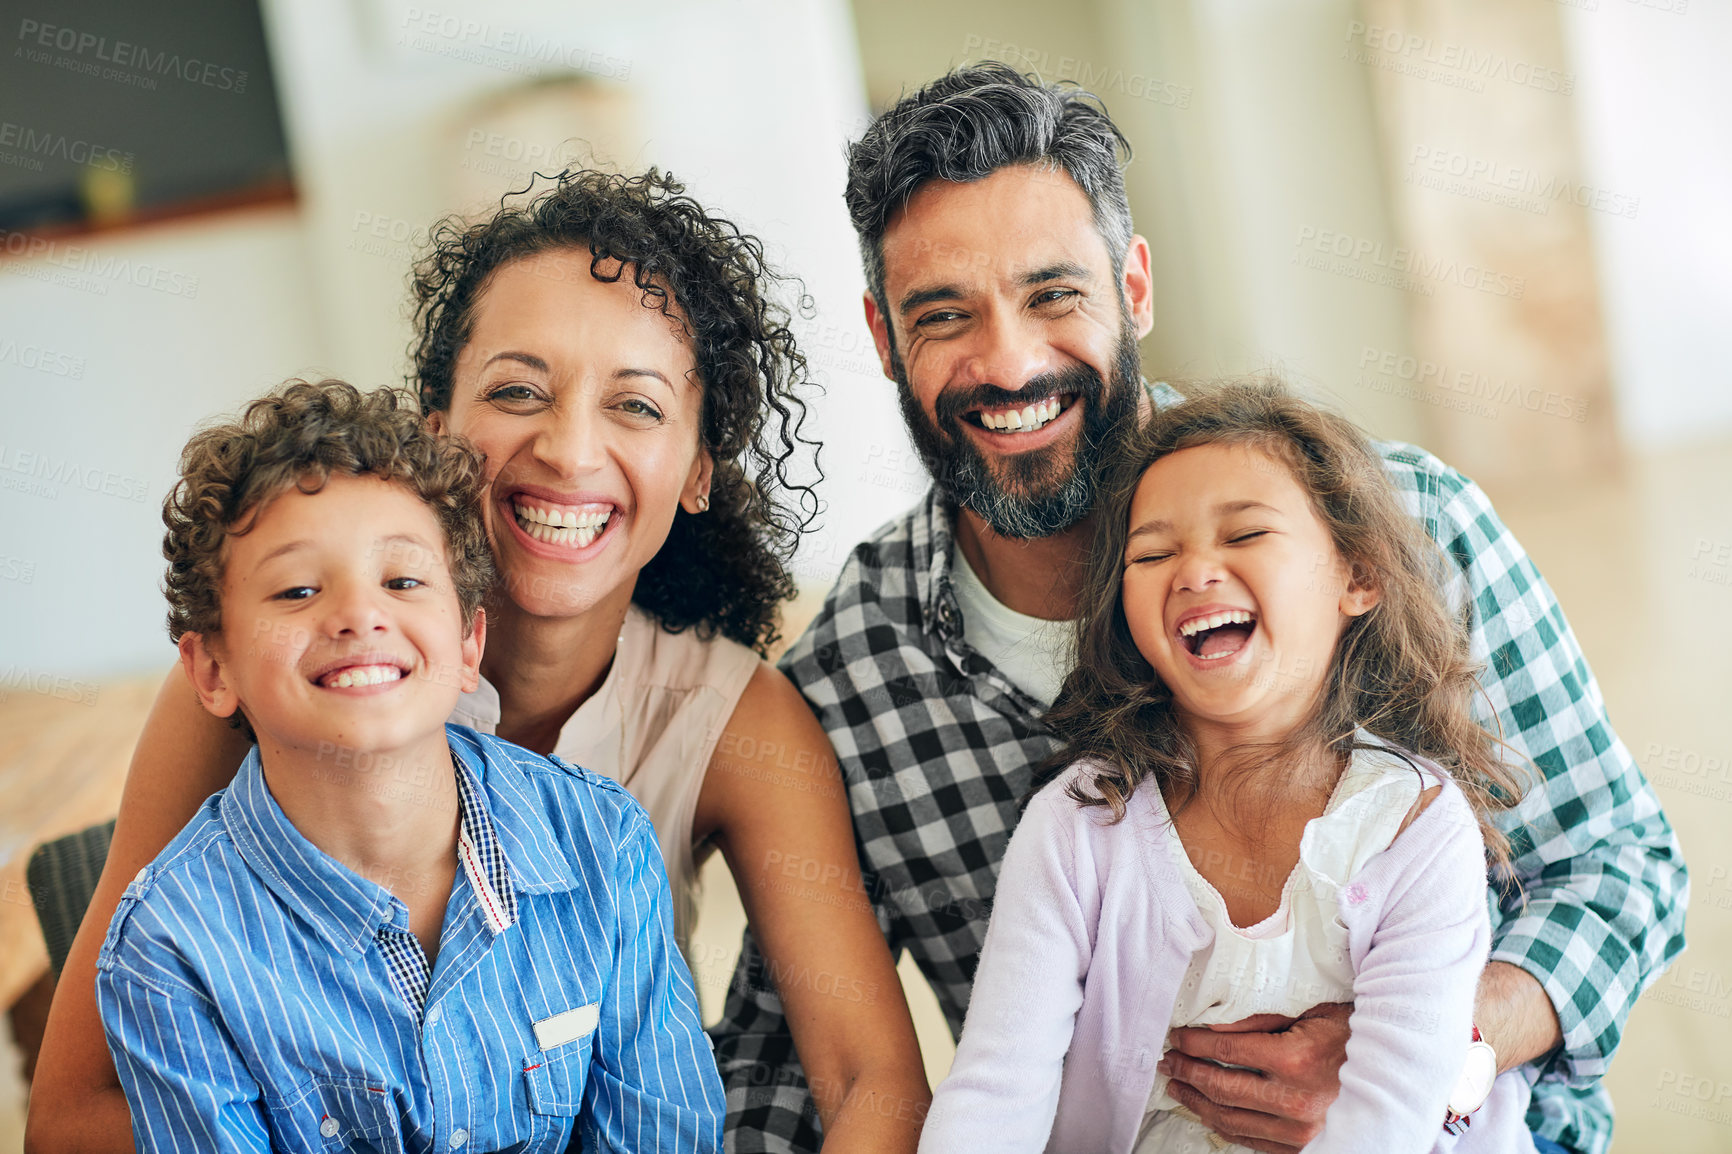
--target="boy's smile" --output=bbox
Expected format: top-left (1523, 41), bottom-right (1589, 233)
top-left (181, 473), bottom-right (483, 762)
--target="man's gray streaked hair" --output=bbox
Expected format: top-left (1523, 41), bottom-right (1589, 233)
top-left (845, 60), bottom-right (1134, 318)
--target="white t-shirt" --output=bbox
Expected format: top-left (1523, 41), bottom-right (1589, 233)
top-left (949, 545), bottom-right (1075, 707)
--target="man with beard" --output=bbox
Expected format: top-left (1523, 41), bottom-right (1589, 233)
top-left (709, 63), bottom-right (1684, 1154)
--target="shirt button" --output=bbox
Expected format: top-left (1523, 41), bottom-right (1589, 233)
top-left (449, 1129), bottom-right (469, 1148)
top-left (319, 1116), bottom-right (340, 1138)
top-left (426, 1004), bottom-right (442, 1026)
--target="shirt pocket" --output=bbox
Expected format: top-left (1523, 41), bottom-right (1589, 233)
top-left (522, 1025), bottom-right (594, 1117)
top-left (268, 1076), bottom-right (404, 1154)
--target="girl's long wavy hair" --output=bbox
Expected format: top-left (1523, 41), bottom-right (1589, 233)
top-left (1039, 379), bottom-right (1527, 872)
top-left (409, 167), bottom-right (820, 655)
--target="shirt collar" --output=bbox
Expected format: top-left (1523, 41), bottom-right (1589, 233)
top-left (912, 487), bottom-right (961, 641)
top-left (221, 747), bottom-right (404, 959)
top-left (445, 724), bottom-right (582, 897)
top-left (221, 726), bottom-right (580, 959)
top-left (452, 749), bottom-right (517, 933)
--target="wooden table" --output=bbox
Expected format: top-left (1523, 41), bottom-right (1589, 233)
top-left (0, 675), bottom-right (162, 1010)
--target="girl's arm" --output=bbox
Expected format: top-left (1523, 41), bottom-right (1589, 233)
top-left (916, 783), bottom-right (1091, 1154)
top-left (693, 664), bottom-right (930, 1154)
top-left (25, 663), bottom-right (253, 1154)
top-left (1309, 784), bottom-right (1492, 1154)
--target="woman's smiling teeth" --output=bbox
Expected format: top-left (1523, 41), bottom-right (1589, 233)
top-left (321, 664), bottom-right (403, 689)
top-left (513, 498), bottom-right (611, 548)
top-left (975, 394), bottom-right (1069, 433)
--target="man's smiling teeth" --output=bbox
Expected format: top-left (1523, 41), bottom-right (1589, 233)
top-left (977, 395), bottom-right (1064, 433)
top-left (513, 499), bottom-right (610, 548)
top-left (1178, 609), bottom-right (1255, 638)
top-left (322, 665), bottom-right (403, 689)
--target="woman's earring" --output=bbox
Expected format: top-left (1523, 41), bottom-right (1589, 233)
top-left (695, 494), bottom-right (710, 512)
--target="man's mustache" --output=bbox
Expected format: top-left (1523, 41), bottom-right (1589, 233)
top-left (934, 365), bottom-right (1104, 428)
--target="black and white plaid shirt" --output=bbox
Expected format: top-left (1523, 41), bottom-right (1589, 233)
top-left (712, 389), bottom-right (1685, 1154)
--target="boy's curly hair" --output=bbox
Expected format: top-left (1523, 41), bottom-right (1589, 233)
top-left (163, 379), bottom-right (495, 647)
top-left (408, 166), bottom-right (820, 656)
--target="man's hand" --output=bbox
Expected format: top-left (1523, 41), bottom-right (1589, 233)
top-left (1157, 1003), bottom-right (1352, 1154)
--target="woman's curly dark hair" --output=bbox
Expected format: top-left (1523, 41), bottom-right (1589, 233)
top-left (408, 166), bottom-right (820, 655)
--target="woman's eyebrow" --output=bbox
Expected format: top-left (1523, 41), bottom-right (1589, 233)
top-left (482, 350), bottom-right (549, 373)
top-left (615, 367), bottom-right (672, 386)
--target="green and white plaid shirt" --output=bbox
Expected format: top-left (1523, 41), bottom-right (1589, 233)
top-left (713, 384), bottom-right (1687, 1154)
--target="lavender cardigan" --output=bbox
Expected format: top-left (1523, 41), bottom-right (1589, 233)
top-left (919, 758), bottom-right (1536, 1154)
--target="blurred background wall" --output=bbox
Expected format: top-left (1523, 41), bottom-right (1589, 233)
top-left (2, 0), bottom-right (1729, 1148)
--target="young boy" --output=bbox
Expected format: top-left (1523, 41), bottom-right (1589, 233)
top-left (96, 379), bottom-right (724, 1153)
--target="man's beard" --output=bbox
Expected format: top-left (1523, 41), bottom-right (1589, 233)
top-left (892, 326), bottom-right (1142, 539)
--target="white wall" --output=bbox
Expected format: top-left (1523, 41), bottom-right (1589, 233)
top-left (1, 0), bottom-right (887, 679)
top-left (1564, 0), bottom-right (1732, 449)
top-left (1112, 0), bottom-right (1423, 444)
top-left (0, 210), bottom-right (327, 678)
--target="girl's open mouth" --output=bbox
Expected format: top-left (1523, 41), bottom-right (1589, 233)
top-left (1178, 609), bottom-right (1257, 661)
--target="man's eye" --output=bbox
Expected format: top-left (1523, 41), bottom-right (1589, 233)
top-left (274, 586), bottom-right (315, 601)
top-left (1032, 288), bottom-right (1078, 306)
top-left (915, 310), bottom-right (965, 328)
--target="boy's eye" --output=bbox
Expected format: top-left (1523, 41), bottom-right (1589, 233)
top-left (1228, 531), bottom-right (1269, 544)
top-left (1127, 553), bottom-right (1171, 566)
top-left (385, 577), bottom-right (424, 591)
top-left (273, 586), bottom-right (316, 601)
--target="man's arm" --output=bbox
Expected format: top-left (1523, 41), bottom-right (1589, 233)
top-left (582, 814), bottom-right (726, 1153)
top-left (1406, 447), bottom-right (1686, 1082)
top-left (95, 966), bottom-right (271, 1154)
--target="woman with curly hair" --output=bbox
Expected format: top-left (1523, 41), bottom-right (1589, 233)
top-left (29, 169), bottom-right (931, 1154)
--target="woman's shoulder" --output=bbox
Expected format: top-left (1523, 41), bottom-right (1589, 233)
top-left (626, 603), bottom-right (761, 696)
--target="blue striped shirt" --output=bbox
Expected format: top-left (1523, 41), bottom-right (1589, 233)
top-left (96, 723), bottom-right (724, 1153)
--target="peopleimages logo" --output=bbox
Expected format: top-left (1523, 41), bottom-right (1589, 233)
top-left (14, 18), bottom-right (250, 93)
top-left (0, 121), bottom-right (133, 174)
top-left (1293, 226), bottom-right (1526, 299)
top-left (1342, 21), bottom-right (1574, 96)
top-left (0, 230), bottom-right (201, 300)
top-left (1406, 145), bottom-right (1641, 220)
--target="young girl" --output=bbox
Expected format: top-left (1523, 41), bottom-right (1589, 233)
top-left (919, 382), bottom-right (1533, 1154)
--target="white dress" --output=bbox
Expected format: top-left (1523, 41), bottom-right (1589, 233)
top-left (448, 603), bottom-right (760, 949)
top-left (1134, 744), bottom-right (1426, 1153)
